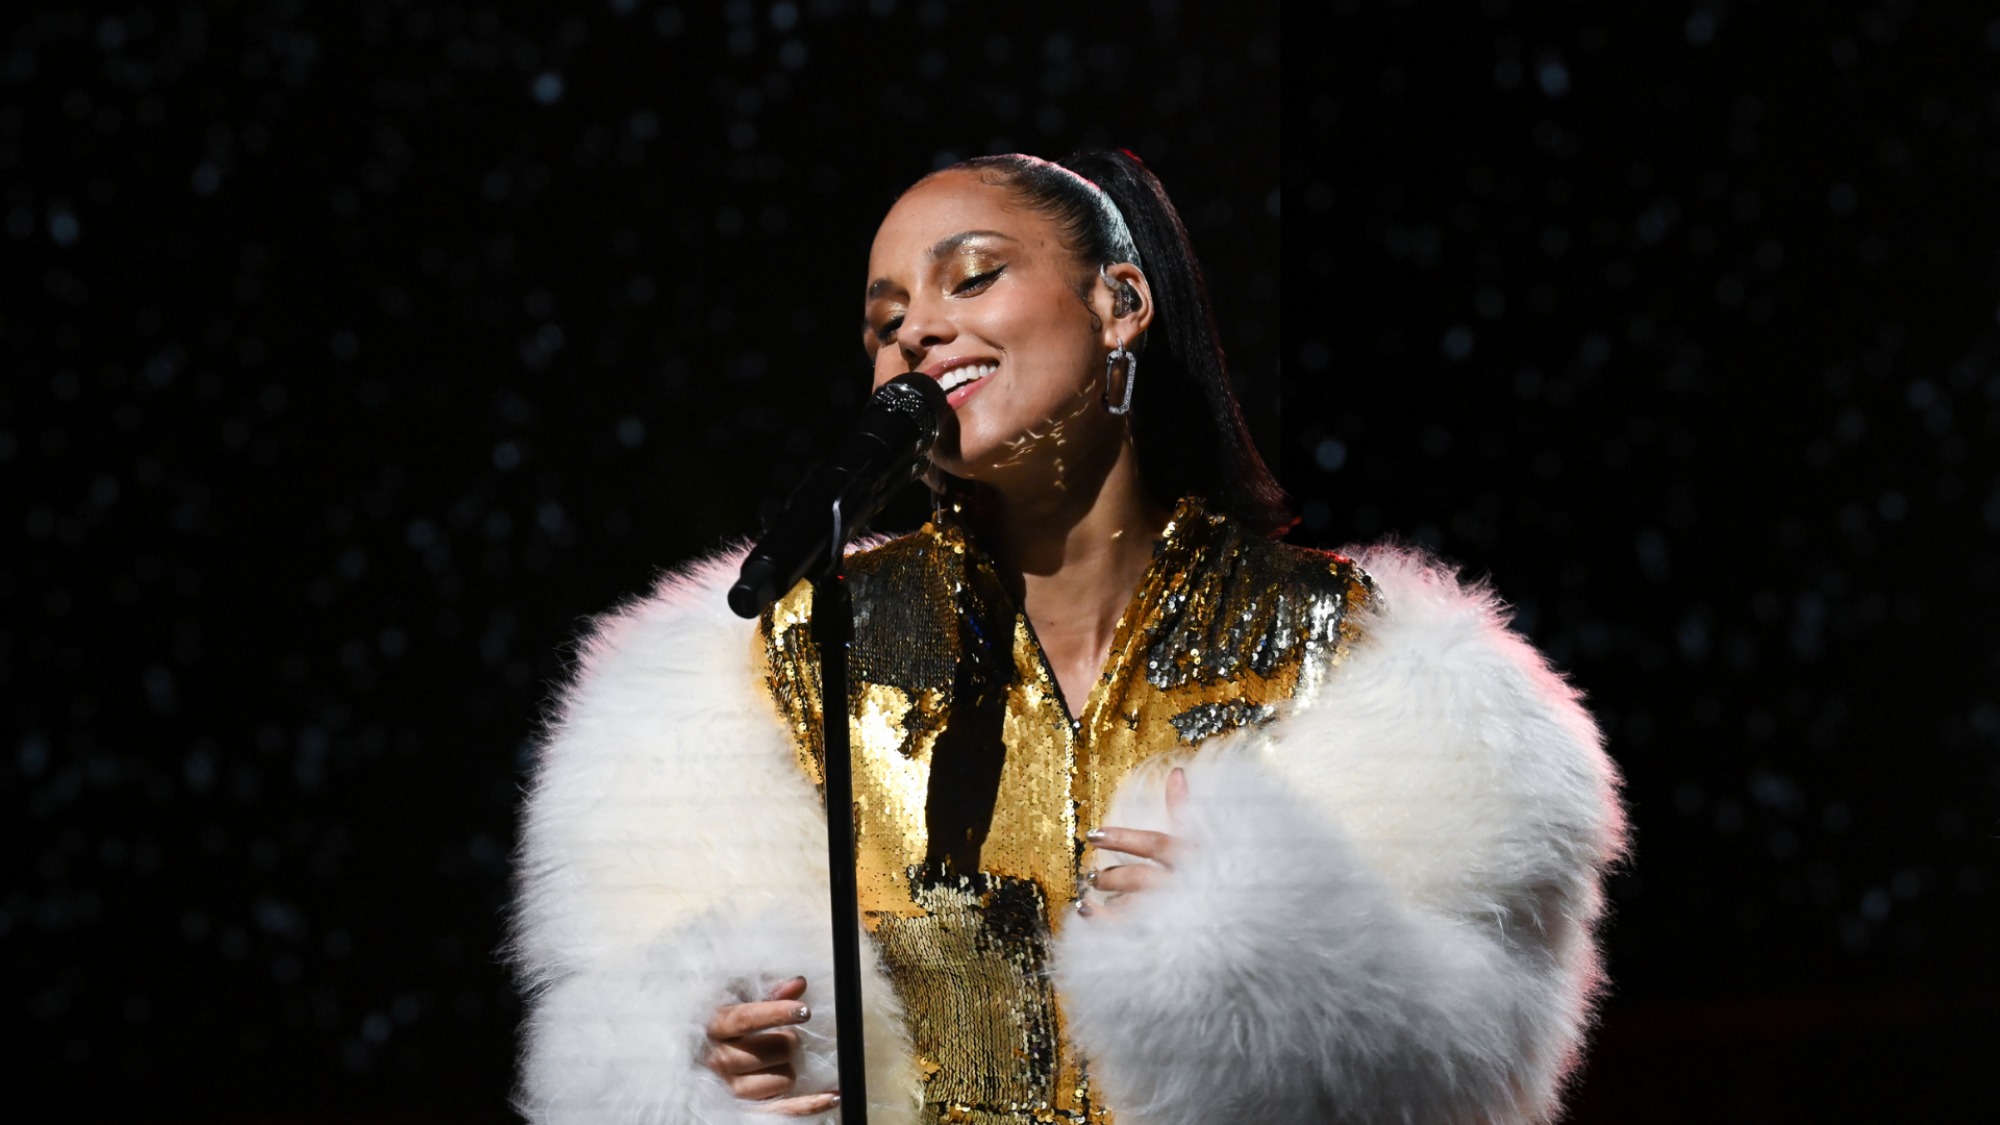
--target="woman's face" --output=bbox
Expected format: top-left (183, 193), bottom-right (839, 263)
top-left (863, 170), bottom-right (1149, 494)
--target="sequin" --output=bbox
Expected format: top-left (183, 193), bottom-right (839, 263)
top-left (758, 496), bottom-right (1374, 1124)
top-left (1167, 700), bottom-right (1278, 743)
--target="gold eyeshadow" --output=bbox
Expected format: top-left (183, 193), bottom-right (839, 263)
top-left (944, 244), bottom-right (1007, 289)
top-left (864, 298), bottom-right (907, 346)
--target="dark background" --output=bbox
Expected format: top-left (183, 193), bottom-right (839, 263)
top-left (1293, 2), bottom-right (1998, 1120)
top-left (2, 1), bottom-right (1992, 1122)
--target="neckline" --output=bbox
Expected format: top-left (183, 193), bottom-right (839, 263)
top-left (933, 495), bottom-right (1222, 732)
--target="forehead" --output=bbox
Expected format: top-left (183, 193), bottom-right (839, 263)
top-left (867, 171), bottom-right (1061, 270)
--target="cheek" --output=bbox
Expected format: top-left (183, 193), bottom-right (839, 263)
top-left (869, 349), bottom-right (902, 390)
top-left (1004, 300), bottom-right (1098, 386)
top-left (973, 288), bottom-right (1087, 371)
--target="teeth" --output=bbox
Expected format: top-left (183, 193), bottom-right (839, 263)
top-left (939, 363), bottom-right (996, 392)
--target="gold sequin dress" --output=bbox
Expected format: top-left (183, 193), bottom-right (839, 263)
top-left (756, 496), bottom-right (1374, 1124)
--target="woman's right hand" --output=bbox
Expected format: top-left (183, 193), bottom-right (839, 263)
top-left (703, 975), bottom-right (839, 1116)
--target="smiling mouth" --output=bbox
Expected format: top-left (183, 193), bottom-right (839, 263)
top-left (937, 362), bottom-right (997, 394)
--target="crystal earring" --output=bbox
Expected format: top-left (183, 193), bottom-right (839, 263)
top-left (1104, 338), bottom-right (1136, 416)
top-left (1100, 264), bottom-right (1139, 317)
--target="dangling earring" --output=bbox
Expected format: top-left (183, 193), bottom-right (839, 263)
top-left (1103, 337), bottom-right (1136, 416)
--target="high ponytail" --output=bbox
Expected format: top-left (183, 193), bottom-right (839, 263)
top-left (946, 150), bottom-right (1293, 538)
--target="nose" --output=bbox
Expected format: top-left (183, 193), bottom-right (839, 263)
top-left (894, 289), bottom-right (955, 366)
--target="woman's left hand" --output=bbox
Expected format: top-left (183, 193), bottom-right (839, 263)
top-left (1079, 767), bottom-right (1188, 916)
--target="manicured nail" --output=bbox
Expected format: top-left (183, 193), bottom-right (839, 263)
top-left (794, 1005), bottom-right (811, 1022)
top-left (1085, 868), bottom-right (1099, 887)
top-left (1085, 828), bottom-right (1105, 841)
top-left (1076, 900), bottom-right (1094, 917)
top-left (827, 1093), bottom-right (842, 1106)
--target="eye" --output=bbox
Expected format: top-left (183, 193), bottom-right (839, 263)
top-left (873, 314), bottom-right (904, 344)
top-left (953, 268), bottom-right (1002, 296)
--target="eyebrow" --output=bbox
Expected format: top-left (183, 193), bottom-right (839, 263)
top-left (928, 229), bottom-right (1015, 260)
top-left (867, 230), bottom-right (1017, 300)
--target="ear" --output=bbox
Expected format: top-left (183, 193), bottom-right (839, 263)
top-left (1094, 262), bottom-right (1155, 346)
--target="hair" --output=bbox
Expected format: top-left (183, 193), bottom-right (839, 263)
top-left (941, 150), bottom-right (1294, 538)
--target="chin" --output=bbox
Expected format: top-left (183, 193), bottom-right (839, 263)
top-left (937, 427), bottom-right (1021, 478)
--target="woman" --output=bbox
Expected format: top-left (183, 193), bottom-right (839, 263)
top-left (511, 151), bottom-right (1627, 1125)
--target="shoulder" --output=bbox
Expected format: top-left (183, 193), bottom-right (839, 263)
top-left (754, 526), bottom-right (941, 637)
top-left (1238, 528), bottom-right (1377, 605)
top-left (755, 527), bottom-right (951, 645)
top-left (1198, 519), bottom-right (1376, 661)
top-left (1266, 541), bottom-right (1627, 896)
top-left (533, 545), bottom-right (803, 793)
top-left (560, 547), bottom-right (759, 708)
top-left (1328, 542), bottom-right (1584, 736)
top-left (844, 526), bottom-right (937, 574)
top-left (763, 526), bottom-right (967, 683)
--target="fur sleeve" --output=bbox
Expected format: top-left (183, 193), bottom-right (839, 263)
top-left (1053, 545), bottom-right (1628, 1125)
top-left (509, 553), bottom-right (918, 1125)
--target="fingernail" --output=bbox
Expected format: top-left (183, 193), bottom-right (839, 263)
top-left (794, 1005), bottom-right (811, 1022)
top-left (1085, 868), bottom-right (1099, 886)
top-left (1076, 900), bottom-right (1094, 917)
top-left (828, 1094), bottom-right (842, 1106)
top-left (1085, 828), bottom-right (1105, 841)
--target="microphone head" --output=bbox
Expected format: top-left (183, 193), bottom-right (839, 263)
top-left (728, 558), bottom-right (779, 619)
top-left (876, 373), bottom-right (948, 454)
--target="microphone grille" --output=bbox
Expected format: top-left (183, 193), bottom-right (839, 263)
top-left (877, 374), bottom-right (946, 452)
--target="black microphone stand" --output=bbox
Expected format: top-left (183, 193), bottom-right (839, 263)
top-left (728, 372), bottom-right (945, 1123)
top-left (811, 494), bottom-right (868, 1125)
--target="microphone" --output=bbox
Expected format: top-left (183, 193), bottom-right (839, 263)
top-left (727, 373), bottom-right (948, 618)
